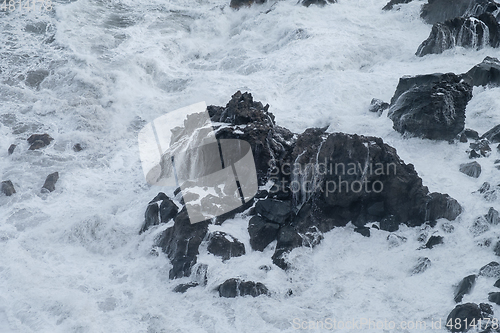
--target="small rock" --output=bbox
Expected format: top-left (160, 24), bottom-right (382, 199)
top-left (368, 98), bottom-right (389, 115)
top-left (382, 0), bottom-right (413, 10)
top-left (479, 262), bottom-right (500, 278)
top-left (482, 124), bottom-right (500, 143)
top-left (8, 144), bottom-right (16, 155)
top-left (469, 140), bottom-right (491, 158)
top-left (27, 133), bottom-right (53, 150)
top-left (25, 69), bottom-right (49, 89)
top-left (442, 222), bottom-right (455, 233)
top-left (301, 0), bottom-right (336, 6)
top-left (173, 282), bottom-right (198, 293)
top-left (207, 231), bottom-right (245, 261)
top-left (486, 207), bottom-right (500, 225)
top-left (464, 129), bottom-right (480, 140)
top-left (248, 215), bottom-right (280, 251)
top-left (1, 180), bottom-right (16, 196)
top-left (446, 303), bottom-right (482, 332)
top-left (218, 278), bottom-right (269, 298)
top-left (494, 241), bottom-right (500, 256)
top-left (470, 216), bottom-right (490, 237)
top-left (425, 235), bottom-right (444, 249)
top-left (412, 257), bottom-right (431, 275)
top-left (229, 0), bottom-right (266, 9)
top-left (494, 278), bottom-right (500, 288)
top-left (466, 56), bottom-right (500, 87)
top-left (489, 292), bottom-right (500, 305)
top-left (459, 161), bottom-right (482, 178)
top-left (387, 233), bottom-right (407, 248)
top-left (41, 172), bottom-right (59, 192)
top-left (254, 199), bottom-right (291, 225)
top-left (73, 143), bottom-right (83, 152)
top-left (454, 275), bottom-right (476, 303)
top-left (354, 226), bottom-right (370, 237)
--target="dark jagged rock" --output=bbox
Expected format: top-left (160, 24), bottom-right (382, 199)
top-left (412, 257), bottom-right (431, 275)
top-left (486, 207), bottom-right (500, 225)
top-left (480, 303), bottom-right (494, 317)
top-left (8, 144), bottom-right (16, 155)
top-left (416, 14), bottom-right (500, 56)
top-left (454, 274), bottom-right (476, 303)
top-left (140, 203), bottom-right (160, 234)
top-left (301, 0), bottom-right (336, 7)
top-left (388, 73), bottom-right (472, 141)
top-left (248, 215), bottom-right (280, 251)
top-left (218, 278), bottom-right (269, 298)
top-left (479, 261), bottom-right (500, 278)
top-left (466, 56), bottom-right (500, 87)
top-left (382, 0), bottom-right (413, 10)
top-left (494, 278), bottom-right (500, 287)
top-left (42, 172), bottom-right (59, 192)
top-left (470, 216), bottom-right (490, 236)
top-left (465, 129), bottom-right (480, 141)
top-left (207, 231), bottom-right (245, 260)
top-left (209, 91), bottom-right (295, 187)
top-left (421, 0), bottom-right (500, 25)
top-left (173, 282), bottom-right (199, 293)
top-left (1, 180), bottom-right (16, 196)
top-left (229, 0), bottom-right (266, 9)
top-left (494, 241), bottom-right (500, 256)
top-left (25, 69), bottom-right (49, 89)
top-left (368, 98), bottom-right (389, 115)
top-left (354, 226), bottom-right (370, 237)
top-left (426, 235), bottom-right (444, 248)
top-left (481, 124), bottom-right (500, 143)
top-left (27, 133), bottom-right (53, 150)
top-left (489, 292), bottom-right (500, 304)
top-left (468, 140), bottom-right (491, 158)
top-left (254, 199), bottom-right (291, 225)
top-left (159, 197), bottom-right (179, 223)
top-left (156, 208), bottom-right (209, 279)
top-left (459, 161), bottom-right (482, 178)
top-left (446, 303), bottom-right (483, 332)
top-left (290, 132), bottom-right (462, 233)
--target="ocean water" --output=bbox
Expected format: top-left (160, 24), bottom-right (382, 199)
top-left (2, 0), bottom-right (500, 332)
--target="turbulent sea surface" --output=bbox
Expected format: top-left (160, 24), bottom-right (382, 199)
top-left (2, 0), bottom-right (500, 332)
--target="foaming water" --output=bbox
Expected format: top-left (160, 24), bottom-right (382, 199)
top-left (2, 0), bottom-right (500, 331)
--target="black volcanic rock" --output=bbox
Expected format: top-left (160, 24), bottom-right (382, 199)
top-left (218, 278), bottom-right (269, 298)
top-left (42, 172), bottom-right (59, 192)
top-left (459, 161), bottom-right (482, 178)
top-left (1, 180), bottom-right (16, 196)
top-left (489, 292), bottom-right (500, 304)
top-left (140, 203), bottom-right (160, 234)
top-left (425, 235), bottom-right (444, 248)
top-left (481, 124), bottom-right (500, 143)
top-left (466, 56), bottom-right (500, 87)
top-left (382, 0), bottom-right (413, 10)
top-left (388, 73), bottom-right (472, 141)
top-left (254, 199), bottom-right (291, 225)
top-left (479, 261), bottom-right (500, 278)
top-left (207, 231), bottom-right (245, 261)
top-left (209, 91), bottom-right (295, 187)
top-left (248, 215), bottom-right (280, 251)
top-left (446, 303), bottom-right (483, 332)
top-left (156, 208), bottom-right (209, 279)
top-left (454, 274), bottom-right (476, 303)
top-left (421, 0), bottom-right (500, 25)
top-left (27, 133), bottom-right (53, 150)
top-left (301, 0), bottom-right (336, 6)
top-left (229, 0), bottom-right (266, 9)
top-left (416, 13), bottom-right (500, 56)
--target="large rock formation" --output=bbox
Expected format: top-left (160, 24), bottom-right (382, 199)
top-left (387, 73), bottom-right (473, 140)
top-left (416, 13), bottom-right (500, 56)
top-left (420, 0), bottom-right (500, 25)
top-left (143, 92), bottom-right (462, 279)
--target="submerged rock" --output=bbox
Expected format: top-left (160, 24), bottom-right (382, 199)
top-left (388, 73), bottom-right (472, 141)
top-left (412, 257), bottom-right (431, 275)
top-left (229, 0), bottom-right (266, 9)
top-left (301, 0), bottom-right (336, 6)
top-left (8, 144), bottom-right (16, 155)
top-left (368, 98), bottom-right (389, 115)
top-left (27, 133), bottom-right (53, 150)
top-left (416, 13), bottom-right (500, 56)
top-left (421, 0), bottom-right (500, 25)
top-left (25, 69), bottom-right (49, 89)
